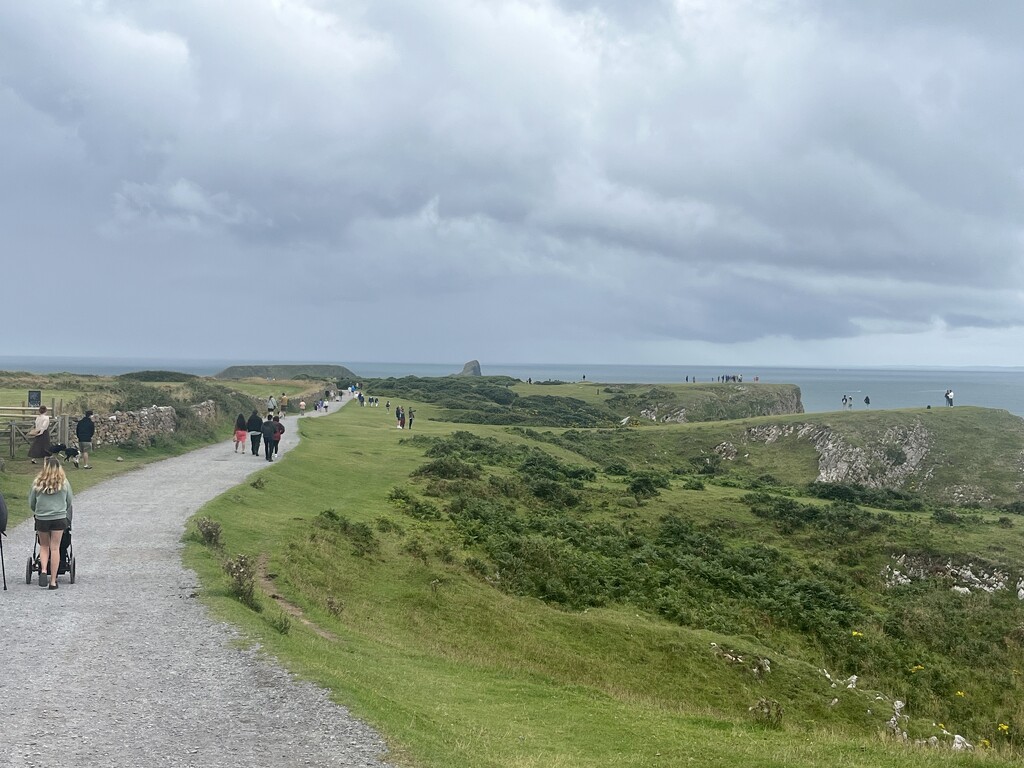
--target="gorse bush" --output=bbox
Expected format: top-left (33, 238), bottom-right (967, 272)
top-left (806, 481), bottom-right (925, 512)
top-left (627, 470), bottom-right (671, 499)
top-left (413, 456), bottom-right (482, 480)
top-left (743, 493), bottom-right (887, 537)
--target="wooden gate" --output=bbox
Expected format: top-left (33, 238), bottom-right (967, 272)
top-left (1, 403), bottom-right (69, 459)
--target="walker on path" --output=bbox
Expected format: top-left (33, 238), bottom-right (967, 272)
top-left (25, 505), bottom-right (76, 586)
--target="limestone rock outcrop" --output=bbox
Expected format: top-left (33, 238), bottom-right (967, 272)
top-left (458, 360), bottom-right (482, 376)
top-left (744, 421), bottom-right (932, 489)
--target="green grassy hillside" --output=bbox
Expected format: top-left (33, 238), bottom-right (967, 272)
top-left (356, 377), bottom-right (804, 427)
top-left (185, 388), bottom-right (1024, 767)
top-left (215, 363), bottom-right (358, 380)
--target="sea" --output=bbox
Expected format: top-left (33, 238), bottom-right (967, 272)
top-left (2, 357), bottom-right (1024, 418)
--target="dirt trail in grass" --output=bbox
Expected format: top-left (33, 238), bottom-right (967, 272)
top-left (1, 394), bottom-right (396, 768)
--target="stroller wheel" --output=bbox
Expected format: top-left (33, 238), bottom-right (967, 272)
top-left (25, 557), bottom-right (34, 585)
top-left (70, 557), bottom-right (76, 584)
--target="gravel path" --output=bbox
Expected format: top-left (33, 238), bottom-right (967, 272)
top-left (1, 397), bottom-right (397, 768)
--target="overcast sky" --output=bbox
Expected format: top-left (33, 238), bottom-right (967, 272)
top-left (3, 0), bottom-right (1024, 368)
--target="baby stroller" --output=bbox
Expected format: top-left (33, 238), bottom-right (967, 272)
top-left (25, 504), bottom-right (76, 586)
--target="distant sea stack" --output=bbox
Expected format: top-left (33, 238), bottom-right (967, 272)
top-left (457, 360), bottom-right (482, 376)
top-left (214, 364), bottom-right (358, 380)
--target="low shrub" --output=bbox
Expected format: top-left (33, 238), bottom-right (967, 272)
top-left (749, 698), bottom-right (783, 729)
top-left (224, 553), bottom-right (260, 611)
top-left (195, 516), bottom-right (222, 548)
top-left (413, 457), bottom-right (481, 480)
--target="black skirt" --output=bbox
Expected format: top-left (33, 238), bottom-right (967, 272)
top-left (27, 431), bottom-right (51, 459)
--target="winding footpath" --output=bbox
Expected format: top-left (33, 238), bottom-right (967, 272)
top-left (1, 397), bottom-right (396, 768)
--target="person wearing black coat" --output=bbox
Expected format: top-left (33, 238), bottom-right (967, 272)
top-left (75, 410), bottom-right (96, 469)
top-left (247, 410), bottom-right (264, 456)
top-left (261, 414), bottom-right (278, 461)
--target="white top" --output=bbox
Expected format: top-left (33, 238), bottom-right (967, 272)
top-left (34, 413), bottom-right (50, 432)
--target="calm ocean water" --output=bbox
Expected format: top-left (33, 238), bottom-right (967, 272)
top-left (3, 357), bottom-right (1024, 418)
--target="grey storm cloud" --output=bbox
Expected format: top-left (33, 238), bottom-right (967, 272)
top-left (2, 0), bottom-right (1024, 364)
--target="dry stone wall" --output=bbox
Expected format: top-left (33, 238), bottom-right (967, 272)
top-left (70, 400), bottom-right (217, 447)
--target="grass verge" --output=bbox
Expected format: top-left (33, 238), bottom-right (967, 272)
top-left (184, 401), bottom-right (1024, 767)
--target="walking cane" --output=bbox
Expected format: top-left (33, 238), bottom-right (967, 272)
top-left (0, 492), bottom-right (7, 590)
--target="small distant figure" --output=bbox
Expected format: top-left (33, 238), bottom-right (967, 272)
top-left (527, 377), bottom-right (532, 385)
top-left (299, 400), bottom-right (306, 417)
top-left (233, 413), bottom-right (247, 453)
top-left (685, 376), bottom-right (689, 383)
top-left (280, 393), bottom-right (289, 414)
top-left (385, 400), bottom-right (391, 412)
top-left (945, 389), bottom-right (955, 407)
top-left (408, 409), bottom-right (415, 430)
top-left (863, 396), bottom-right (871, 408)
top-left (841, 394), bottom-right (848, 409)
top-left (267, 394), bottom-right (277, 414)
top-left (76, 410), bottom-right (95, 469)
top-left (582, 374), bottom-right (586, 381)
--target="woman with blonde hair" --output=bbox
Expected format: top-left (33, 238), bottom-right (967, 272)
top-left (29, 456), bottom-right (73, 589)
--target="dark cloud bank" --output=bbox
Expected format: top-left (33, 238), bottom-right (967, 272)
top-left (2, 1), bottom-right (1022, 367)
